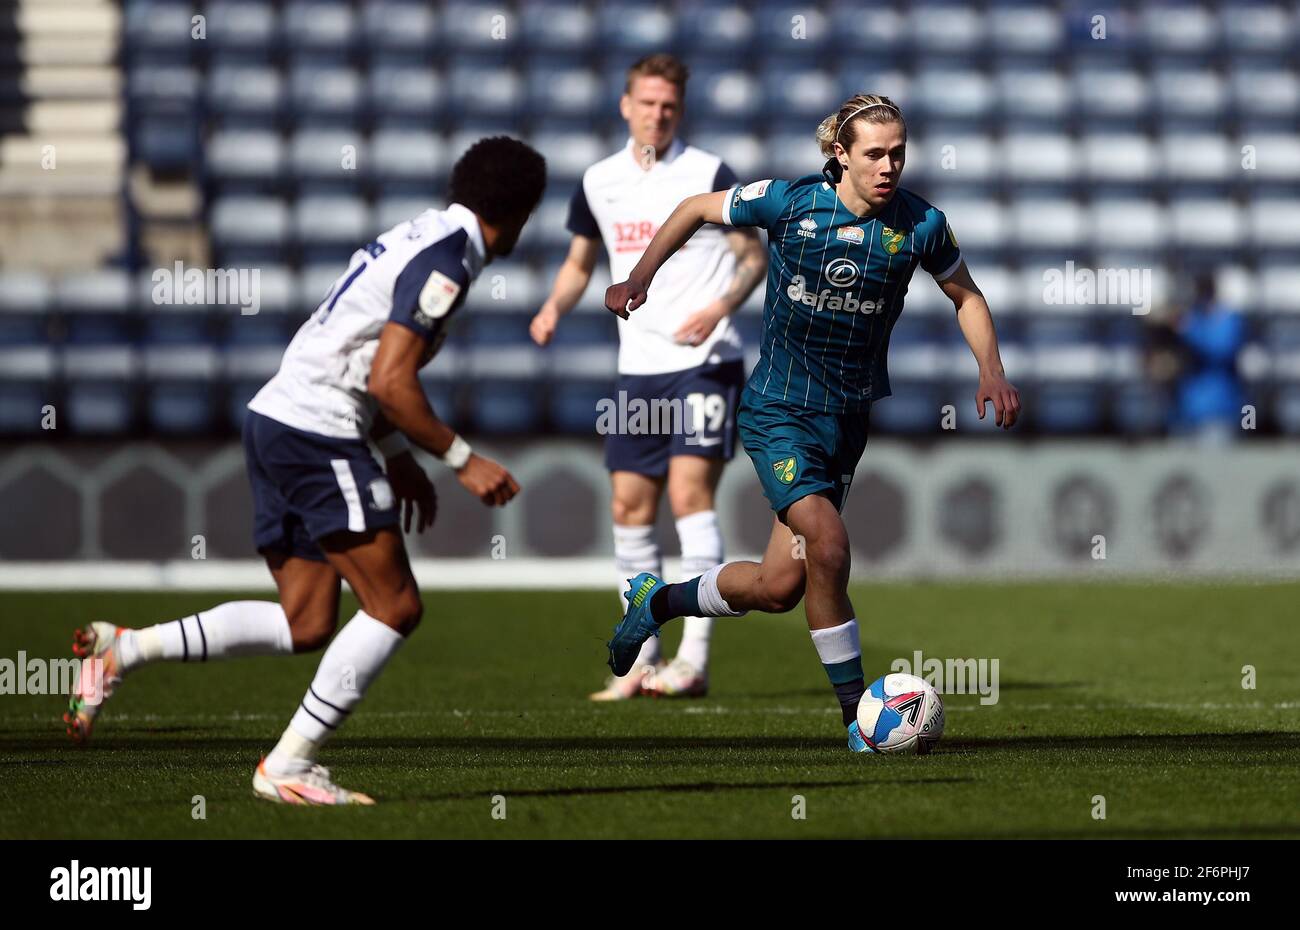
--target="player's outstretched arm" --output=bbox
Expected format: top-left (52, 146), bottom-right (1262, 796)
top-left (369, 322), bottom-right (520, 506)
top-left (605, 190), bottom-right (730, 318)
top-left (531, 234), bottom-right (600, 346)
top-left (939, 261), bottom-right (1022, 430)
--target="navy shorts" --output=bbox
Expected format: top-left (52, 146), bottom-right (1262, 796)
top-left (242, 411), bottom-right (399, 561)
top-left (604, 360), bottom-right (745, 477)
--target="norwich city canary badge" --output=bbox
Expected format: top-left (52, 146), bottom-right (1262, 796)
top-left (881, 226), bottom-right (905, 255)
top-left (773, 457), bottom-right (797, 485)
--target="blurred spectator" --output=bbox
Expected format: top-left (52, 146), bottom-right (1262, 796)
top-left (1170, 273), bottom-right (1246, 443)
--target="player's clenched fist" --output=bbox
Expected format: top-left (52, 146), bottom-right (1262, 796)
top-left (456, 453), bottom-right (521, 506)
top-left (605, 278), bottom-right (649, 319)
top-left (529, 306), bottom-right (559, 346)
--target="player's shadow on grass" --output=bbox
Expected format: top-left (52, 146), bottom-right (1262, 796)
top-left (408, 776), bottom-right (978, 803)
top-left (941, 730), bottom-right (1300, 754)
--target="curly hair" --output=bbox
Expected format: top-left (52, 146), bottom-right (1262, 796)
top-left (448, 136), bottom-right (547, 225)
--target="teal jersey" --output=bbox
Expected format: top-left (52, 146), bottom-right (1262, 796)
top-left (722, 175), bottom-right (962, 413)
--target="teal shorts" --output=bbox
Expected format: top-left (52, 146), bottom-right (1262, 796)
top-left (737, 386), bottom-right (871, 518)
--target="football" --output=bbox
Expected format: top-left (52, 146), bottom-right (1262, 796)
top-left (856, 673), bottom-right (945, 755)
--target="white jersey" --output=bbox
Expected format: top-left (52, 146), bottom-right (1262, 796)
top-left (569, 138), bottom-right (743, 376)
top-left (249, 202), bottom-right (484, 439)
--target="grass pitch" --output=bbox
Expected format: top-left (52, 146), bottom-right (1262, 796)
top-left (2, 583), bottom-right (1298, 839)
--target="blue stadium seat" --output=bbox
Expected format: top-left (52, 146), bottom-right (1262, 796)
top-left (288, 64), bottom-right (362, 125)
top-left (760, 68), bottom-right (837, 122)
top-left (1011, 198), bottom-right (1085, 252)
top-left (1249, 201), bottom-right (1300, 255)
top-left (370, 129), bottom-right (445, 185)
top-left (289, 128), bottom-right (364, 183)
top-left (124, 1), bottom-right (195, 58)
top-left (529, 130), bottom-right (603, 184)
top-left (1112, 382), bottom-right (1171, 436)
top-left (550, 379), bottom-right (614, 435)
top-left (907, 5), bottom-right (986, 56)
top-left (826, 1), bottom-right (904, 57)
top-left (1258, 265), bottom-right (1300, 315)
top-left (1005, 135), bottom-right (1079, 187)
top-left (1072, 66), bottom-right (1149, 121)
top-left (142, 313), bottom-right (209, 345)
top-left (753, 2), bottom-right (833, 59)
top-left (913, 69), bottom-right (993, 122)
top-left (1273, 382), bottom-right (1300, 435)
top-left (1144, 5), bottom-right (1216, 56)
top-left (987, 5), bottom-right (1064, 56)
top-left (65, 381), bottom-right (136, 436)
top-left (143, 343), bottom-right (221, 435)
top-left (687, 131), bottom-right (762, 181)
top-left (211, 196), bottom-right (291, 250)
top-left (207, 129), bottom-right (284, 184)
top-left (368, 66), bottom-right (444, 122)
top-left (283, 1), bottom-right (356, 58)
top-left (869, 381), bottom-right (945, 434)
top-left (675, 3), bottom-right (755, 60)
top-left (469, 381), bottom-right (545, 434)
top-left (997, 67), bottom-right (1070, 126)
top-left (361, 2), bottom-right (439, 59)
top-left (1034, 384), bottom-right (1105, 433)
top-left (1222, 5), bottom-right (1295, 55)
top-left (526, 66), bottom-right (603, 124)
top-left (440, 1), bottom-right (520, 57)
top-left (205, 1), bottom-right (278, 54)
top-left (518, 2), bottom-right (597, 53)
top-left (145, 381), bottom-right (217, 435)
top-left (206, 64), bottom-right (283, 121)
top-left (597, 2), bottom-right (676, 53)
top-left (0, 374), bottom-right (52, 435)
top-left (1081, 133), bottom-right (1157, 186)
top-left (445, 64), bottom-right (522, 120)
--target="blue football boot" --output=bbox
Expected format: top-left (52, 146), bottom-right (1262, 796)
top-left (607, 572), bottom-right (666, 677)
top-left (847, 719), bottom-right (876, 753)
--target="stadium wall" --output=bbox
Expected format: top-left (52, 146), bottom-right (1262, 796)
top-left (1, 439), bottom-right (1297, 587)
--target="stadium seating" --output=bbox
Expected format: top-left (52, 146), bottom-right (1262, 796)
top-left (6, 0), bottom-right (1297, 438)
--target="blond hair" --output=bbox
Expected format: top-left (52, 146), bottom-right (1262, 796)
top-left (624, 53), bottom-right (689, 96)
top-left (815, 94), bottom-right (905, 157)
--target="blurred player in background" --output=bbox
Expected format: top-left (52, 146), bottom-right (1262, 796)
top-left (530, 54), bottom-right (765, 701)
top-left (603, 95), bottom-right (1021, 750)
top-left (66, 137), bottom-right (546, 804)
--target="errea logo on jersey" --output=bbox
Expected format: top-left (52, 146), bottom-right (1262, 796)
top-left (797, 216), bottom-right (818, 239)
top-left (786, 274), bottom-right (884, 315)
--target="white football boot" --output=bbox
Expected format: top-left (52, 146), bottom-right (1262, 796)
top-left (63, 622), bottom-right (126, 744)
top-left (252, 759), bottom-right (376, 806)
top-left (588, 661), bottom-right (663, 702)
top-left (644, 657), bottom-right (708, 698)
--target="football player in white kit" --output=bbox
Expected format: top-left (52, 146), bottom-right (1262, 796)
top-left (530, 55), bottom-right (766, 701)
top-left (65, 137), bottom-right (547, 804)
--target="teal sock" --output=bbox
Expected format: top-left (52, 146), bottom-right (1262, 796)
top-left (824, 657), bottom-right (866, 728)
top-left (649, 577), bottom-right (701, 624)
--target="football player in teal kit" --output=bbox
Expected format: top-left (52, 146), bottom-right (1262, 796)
top-left (602, 94), bottom-right (1021, 751)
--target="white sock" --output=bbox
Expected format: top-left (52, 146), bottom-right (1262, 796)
top-left (696, 563), bottom-right (747, 618)
top-left (264, 610), bottom-right (404, 776)
top-left (810, 619), bottom-right (861, 665)
top-left (117, 601), bottom-right (294, 673)
top-left (614, 522), bottom-right (662, 670)
top-left (676, 510), bottom-right (724, 671)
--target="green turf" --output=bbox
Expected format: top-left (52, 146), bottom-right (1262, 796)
top-left (2, 583), bottom-right (1298, 839)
